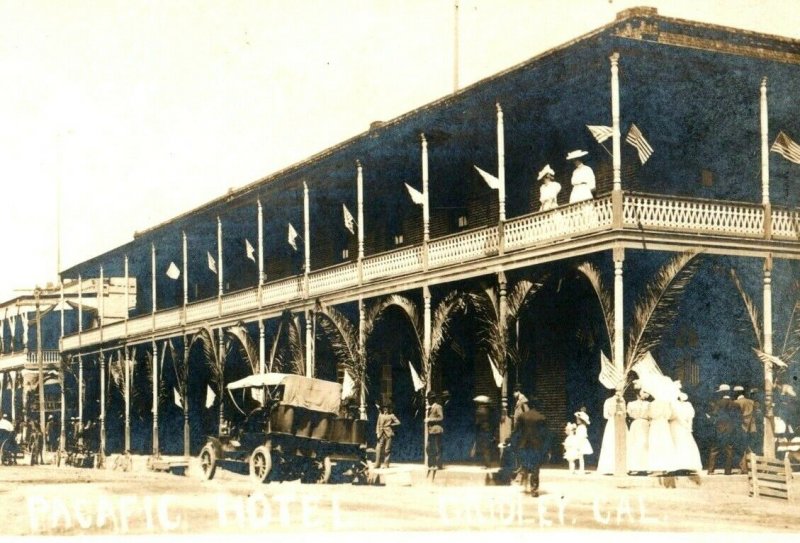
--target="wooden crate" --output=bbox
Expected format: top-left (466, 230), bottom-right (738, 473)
top-left (747, 453), bottom-right (793, 501)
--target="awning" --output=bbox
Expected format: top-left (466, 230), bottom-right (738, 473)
top-left (226, 373), bottom-right (342, 415)
top-left (226, 372), bottom-right (291, 390)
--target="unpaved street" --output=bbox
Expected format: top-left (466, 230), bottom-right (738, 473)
top-left (1, 460), bottom-right (798, 537)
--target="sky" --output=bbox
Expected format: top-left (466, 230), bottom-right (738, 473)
top-left (0, 0), bottom-right (798, 301)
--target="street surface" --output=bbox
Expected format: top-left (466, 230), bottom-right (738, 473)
top-left (1, 455), bottom-right (798, 537)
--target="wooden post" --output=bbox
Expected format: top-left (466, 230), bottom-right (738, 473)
top-left (421, 134), bottom-right (430, 270)
top-left (611, 52), bottom-right (622, 192)
top-left (763, 255), bottom-right (775, 459)
top-left (183, 335), bottom-right (190, 459)
top-left (423, 286), bottom-right (432, 464)
top-left (124, 349), bottom-right (131, 452)
top-left (99, 351), bottom-right (106, 465)
top-left (152, 339), bottom-right (159, 456)
top-left (761, 77), bottom-right (772, 239)
top-left (358, 297), bottom-right (367, 420)
top-left (498, 271), bottom-right (511, 443)
top-left (613, 246), bottom-right (627, 476)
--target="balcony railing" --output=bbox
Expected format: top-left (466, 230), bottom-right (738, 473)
top-left (61, 192), bottom-right (798, 352)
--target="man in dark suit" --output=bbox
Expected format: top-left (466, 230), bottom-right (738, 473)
top-left (512, 397), bottom-right (551, 497)
top-left (707, 384), bottom-right (743, 475)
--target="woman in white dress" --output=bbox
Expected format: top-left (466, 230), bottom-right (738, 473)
top-left (566, 150), bottom-right (595, 203)
top-left (537, 164), bottom-right (561, 211)
top-left (669, 392), bottom-right (702, 473)
top-left (597, 394), bottom-right (625, 475)
top-left (573, 410), bottom-right (593, 474)
top-left (646, 395), bottom-right (678, 474)
top-left (626, 390), bottom-right (651, 474)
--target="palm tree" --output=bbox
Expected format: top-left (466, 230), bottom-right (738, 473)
top-left (578, 251), bottom-right (703, 388)
top-left (166, 338), bottom-right (190, 457)
top-left (468, 277), bottom-right (547, 389)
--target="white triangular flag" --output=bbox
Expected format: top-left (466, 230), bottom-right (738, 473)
top-left (404, 183), bottom-right (424, 205)
top-left (342, 204), bottom-right (355, 234)
top-left (166, 262), bottom-right (180, 280)
top-left (245, 239), bottom-right (256, 262)
top-left (173, 387), bottom-right (183, 408)
top-left (205, 385), bottom-right (216, 408)
top-left (341, 370), bottom-right (355, 400)
top-left (487, 355), bottom-right (503, 388)
top-left (207, 251), bottom-right (217, 274)
top-left (408, 361), bottom-right (424, 392)
top-left (288, 223), bottom-right (299, 251)
top-left (474, 165), bottom-right (500, 190)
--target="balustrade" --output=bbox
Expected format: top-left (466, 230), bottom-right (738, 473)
top-left (221, 289), bottom-right (259, 314)
top-left (309, 263), bottom-right (358, 295)
top-left (772, 207), bottom-right (800, 240)
top-left (263, 277), bottom-right (303, 305)
top-left (623, 193), bottom-right (764, 237)
top-left (505, 196), bottom-right (614, 250)
top-left (429, 227), bottom-right (499, 267)
top-left (362, 246), bottom-right (423, 281)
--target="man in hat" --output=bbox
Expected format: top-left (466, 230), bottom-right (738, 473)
top-left (512, 397), bottom-right (552, 497)
top-left (513, 386), bottom-right (529, 427)
top-left (566, 150), bottom-right (595, 203)
top-left (733, 385), bottom-right (757, 470)
top-left (425, 391), bottom-right (444, 474)
top-left (537, 165), bottom-right (561, 212)
top-left (707, 384), bottom-right (742, 475)
top-left (473, 397), bottom-right (494, 468)
top-left (374, 403), bottom-right (401, 468)
top-left (46, 415), bottom-right (58, 453)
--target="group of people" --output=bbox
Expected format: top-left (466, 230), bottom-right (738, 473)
top-left (704, 384), bottom-right (760, 475)
top-left (536, 149), bottom-right (596, 212)
top-left (0, 413), bottom-right (51, 465)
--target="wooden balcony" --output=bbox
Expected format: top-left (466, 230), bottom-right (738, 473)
top-left (61, 192), bottom-right (800, 353)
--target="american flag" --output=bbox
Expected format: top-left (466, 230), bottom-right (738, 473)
top-left (342, 203), bottom-right (355, 234)
top-left (625, 124), bottom-right (654, 164)
top-left (587, 125), bottom-right (614, 144)
top-left (771, 131), bottom-right (800, 164)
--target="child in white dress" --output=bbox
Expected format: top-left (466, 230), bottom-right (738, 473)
top-left (563, 422), bottom-right (579, 473)
top-left (574, 410), bottom-right (593, 473)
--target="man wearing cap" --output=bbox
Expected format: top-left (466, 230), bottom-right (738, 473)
top-left (707, 384), bottom-right (742, 475)
top-left (425, 392), bottom-right (444, 474)
top-left (566, 150), bottom-right (596, 203)
top-left (374, 403), bottom-right (401, 468)
top-left (537, 165), bottom-right (561, 211)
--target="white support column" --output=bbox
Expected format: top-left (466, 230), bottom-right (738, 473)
top-left (151, 244), bottom-right (157, 314)
top-left (305, 310), bottom-right (314, 377)
top-left (421, 134), bottom-right (430, 244)
top-left (78, 356), bottom-right (83, 424)
top-left (498, 271), bottom-right (510, 443)
top-left (258, 200), bottom-right (265, 288)
top-left (763, 256), bottom-right (775, 459)
top-left (611, 52), bottom-right (622, 192)
top-left (358, 297), bottom-right (367, 420)
top-left (10, 371), bottom-right (15, 423)
top-left (99, 352), bottom-right (106, 463)
top-left (357, 161), bottom-right (365, 262)
top-left (59, 280), bottom-right (65, 451)
top-left (182, 232), bottom-right (188, 308)
top-left (259, 320), bottom-right (266, 374)
top-left (124, 256), bottom-right (130, 337)
top-left (124, 349), bottom-right (131, 453)
top-left (423, 285), bottom-right (432, 463)
top-left (760, 77), bottom-right (770, 206)
top-left (152, 340), bottom-right (159, 456)
top-left (217, 216), bottom-right (224, 299)
top-left (496, 103), bottom-right (506, 223)
top-left (303, 182), bottom-right (311, 283)
top-left (613, 247), bottom-right (627, 476)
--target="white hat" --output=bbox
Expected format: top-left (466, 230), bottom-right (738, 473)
top-left (678, 392), bottom-right (688, 401)
top-left (733, 385), bottom-right (744, 392)
top-left (566, 149), bottom-right (588, 161)
top-left (716, 384), bottom-right (731, 393)
top-left (537, 164), bottom-right (555, 181)
top-left (781, 384), bottom-right (797, 398)
top-left (575, 411), bottom-right (590, 424)
top-left (565, 422), bottom-right (577, 433)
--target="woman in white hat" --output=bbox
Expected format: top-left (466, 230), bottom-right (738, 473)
top-left (566, 150), bottom-right (595, 203)
top-left (537, 164), bottom-right (561, 211)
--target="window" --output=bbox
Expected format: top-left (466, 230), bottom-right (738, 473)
top-left (394, 234), bottom-right (404, 246)
top-left (458, 215), bottom-right (468, 228)
top-left (341, 248), bottom-right (349, 260)
top-left (701, 169), bottom-right (714, 187)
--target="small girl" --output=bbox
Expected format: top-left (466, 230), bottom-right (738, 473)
top-left (574, 410), bottom-right (593, 474)
top-left (563, 422), bottom-right (580, 473)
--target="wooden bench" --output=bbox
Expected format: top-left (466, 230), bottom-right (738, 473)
top-left (747, 453), bottom-right (793, 501)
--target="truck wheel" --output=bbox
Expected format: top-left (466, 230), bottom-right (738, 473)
top-left (199, 444), bottom-right (217, 480)
top-left (249, 446), bottom-right (272, 483)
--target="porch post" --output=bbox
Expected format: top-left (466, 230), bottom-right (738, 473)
top-left (10, 371), bottom-right (15, 423)
top-left (124, 349), bottom-right (131, 453)
top-left (761, 77), bottom-right (772, 238)
top-left (305, 310), bottom-right (314, 377)
top-left (78, 356), bottom-right (83, 424)
top-left (99, 352), bottom-right (106, 466)
top-left (152, 340), bottom-right (159, 456)
top-left (498, 271), bottom-right (511, 443)
top-left (610, 52), bottom-right (624, 229)
top-left (423, 285), bottom-right (432, 465)
top-left (763, 255), bottom-right (775, 458)
top-left (358, 297), bottom-right (367, 420)
top-left (613, 246), bottom-right (627, 476)
top-left (183, 335), bottom-right (190, 459)
top-left (421, 134), bottom-right (430, 270)
top-left (258, 320), bottom-right (266, 374)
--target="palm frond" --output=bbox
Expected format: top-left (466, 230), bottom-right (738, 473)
top-left (780, 283), bottom-right (800, 362)
top-left (577, 262), bottom-right (615, 356)
top-left (283, 313), bottom-right (305, 374)
top-left (753, 347), bottom-right (788, 369)
top-left (368, 294), bottom-right (422, 347)
top-left (227, 323), bottom-right (259, 374)
top-left (429, 291), bottom-right (467, 376)
top-left (316, 303), bottom-right (363, 384)
top-left (108, 355), bottom-right (124, 393)
top-left (193, 326), bottom-right (223, 389)
top-left (268, 320), bottom-right (284, 372)
top-left (626, 251), bottom-right (702, 370)
top-left (729, 268), bottom-right (764, 352)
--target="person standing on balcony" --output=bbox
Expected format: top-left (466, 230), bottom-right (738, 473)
top-left (374, 403), bottom-right (400, 468)
top-left (537, 165), bottom-right (561, 211)
top-left (566, 150), bottom-right (595, 203)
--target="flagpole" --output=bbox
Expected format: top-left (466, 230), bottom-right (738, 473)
top-left (151, 243), bottom-right (157, 314)
top-left (124, 255), bottom-right (129, 338)
top-left (303, 182), bottom-right (313, 377)
top-left (496, 103), bottom-right (505, 223)
top-left (761, 77), bottom-right (770, 207)
top-left (303, 182), bottom-right (311, 281)
top-left (182, 231), bottom-right (188, 308)
top-left (357, 162), bottom-right (364, 262)
top-left (257, 199), bottom-right (264, 288)
top-left (217, 217), bottom-right (223, 299)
